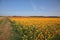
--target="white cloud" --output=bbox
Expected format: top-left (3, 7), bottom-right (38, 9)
top-left (30, 0), bottom-right (38, 11)
top-left (30, 0), bottom-right (45, 14)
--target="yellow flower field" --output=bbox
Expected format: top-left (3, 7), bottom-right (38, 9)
top-left (8, 17), bottom-right (60, 40)
top-left (9, 17), bottom-right (60, 26)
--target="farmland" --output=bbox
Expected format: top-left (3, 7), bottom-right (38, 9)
top-left (0, 16), bottom-right (60, 40)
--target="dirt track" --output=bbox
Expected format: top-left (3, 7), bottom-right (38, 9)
top-left (0, 17), bottom-right (11, 40)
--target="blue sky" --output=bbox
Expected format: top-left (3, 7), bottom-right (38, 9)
top-left (0, 0), bottom-right (60, 16)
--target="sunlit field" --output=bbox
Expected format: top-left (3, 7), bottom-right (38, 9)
top-left (10, 17), bottom-right (60, 25)
top-left (9, 17), bottom-right (60, 40)
top-left (0, 17), bottom-right (60, 40)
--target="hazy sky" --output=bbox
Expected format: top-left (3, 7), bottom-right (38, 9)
top-left (0, 0), bottom-right (60, 16)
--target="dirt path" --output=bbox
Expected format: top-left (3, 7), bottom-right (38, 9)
top-left (0, 17), bottom-right (11, 40)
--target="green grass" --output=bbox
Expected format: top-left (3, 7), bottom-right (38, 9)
top-left (0, 31), bottom-right (3, 35)
top-left (0, 20), bottom-right (3, 24)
